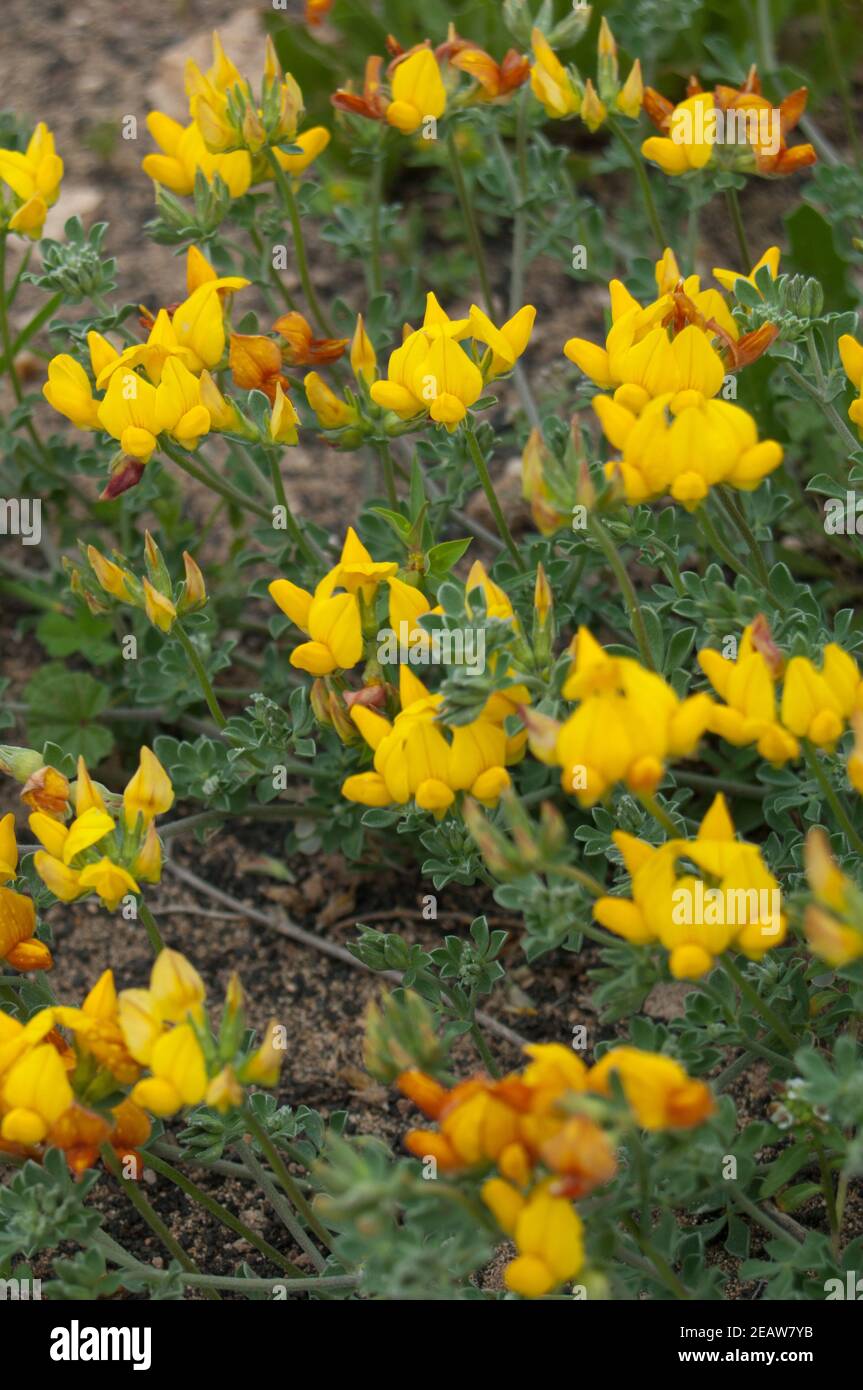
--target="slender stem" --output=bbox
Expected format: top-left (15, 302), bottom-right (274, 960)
top-left (242, 1105), bottom-right (334, 1254)
top-left (811, 1133), bottom-right (840, 1243)
top-left (464, 421), bottom-right (525, 570)
top-left (638, 791), bottom-right (680, 839)
top-left (619, 1213), bottom-right (691, 1299)
top-left (783, 359), bottom-right (860, 457)
top-left (376, 439), bottom-right (397, 507)
top-left (551, 862), bottom-right (607, 899)
top-left (696, 505), bottom-right (757, 585)
top-left (609, 118), bottom-right (666, 253)
top-left (161, 440), bottom-right (272, 522)
top-left (445, 126), bottom-right (494, 312)
top-left (803, 740), bottom-right (863, 856)
top-left (144, 1150), bottom-right (304, 1276)
top-left (137, 900), bottom-right (165, 956)
top-left (587, 514), bottom-right (655, 668)
top-left (173, 622), bottom-right (228, 728)
top-left (715, 488), bottom-right (772, 591)
top-left (234, 1136), bottom-right (325, 1271)
top-left (720, 954), bottom-right (800, 1056)
top-left (265, 149), bottom-right (335, 337)
top-left (267, 448), bottom-right (318, 563)
top-left (0, 232), bottom-right (51, 465)
top-left (728, 1185), bottom-right (799, 1245)
top-left (469, 1021), bottom-right (500, 1078)
top-left (0, 291), bottom-right (62, 369)
top-left (724, 186), bottom-right (751, 269)
top-left (100, 1144), bottom-right (219, 1299)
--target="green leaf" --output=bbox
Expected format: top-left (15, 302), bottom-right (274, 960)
top-left (24, 665), bottom-right (114, 765)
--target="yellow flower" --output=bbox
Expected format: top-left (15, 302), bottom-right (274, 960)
top-left (273, 125), bottom-right (331, 175)
top-left (269, 383), bottom-right (300, 444)
top-left (713, 245), bottom-right (780, 294)
top-left (131, 1024), bottom-right (208, 1117)
top-left (350, 314), bottom-right (377, 385)
top-left (641, 92), bottom-right (716, 175)
top-left (96, 369), bottom-right (161, 461)
top-left (87, 546), bottom-right (137, 603)
top-left (803, 828), bottom-right (863, 967)
top-left (342, 666), bottom-right (511, 817)
top-left (304, 371), bottom-right (359, 429)
top-left (596, 795), bottom-right (786, 977)
top-left (153, 357), bottom-right (212, 450)
top-left (123, 748), bottom-right (175, 830)
top-left (587, 1047), bottom-right (715, 1130)
top-left (529, 29), bottom-right (581, 119)
top-left (499, 1182), bottom-right (585, 1298)
top-left (0, 122), bottom-right (63, 238)
top-left (386, 48), bottom-right (447, 134)
top-left (699, 625), bottom-right (799, 762)
top-left (838, 333), bottom-right (863, 436)
top-left (1, 1044), bottom-right (73, 1144)
top-left (76, 859), bottom-right (140, 911)
top-left (149, 948), bottom-right (205, 1024)
top-left (42, 355), bottom-right (100, 429)
top-left (554, 628), bottom-right (712, 804)
top-left (142, 111), bottom-right (252, 197)
top-left (595, 391), bottom-right (783, 508)
top-left (0, 814), bottom-right (17, 883)
top-left (334, 526), bottom-right (398, 600)
top-left (468, 304), bottom-right (536, 380)
top-left (269, 568), bottom-right (363, 676)
top-left (142, 577), bottom-right (177, 633)
top-left (241, 1020), bottom-right (285, 1087)
top-left (780, 646), bottom-right (862, 748)
top-left (199, 369), bottom-right (244, 433)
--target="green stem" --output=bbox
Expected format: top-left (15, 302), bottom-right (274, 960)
top-left (1, 291), bottom-right (62, 369)
top-left (143, 1150), bottom-right (304, 1276)
top-left (464, 422), bottom-right (525, 570)
top-left (720, 954), bottom-right (799, 1056)
top-left (620, 1213), bottom-right (691, 1298)
top-left (234, 1137), bottom-right (325, 1271)
top-left (638, 791), bottom-right (680, 839)
top-left (696, 505), bottom-right (757, 585)
top-left (609, 118), bottom-right (666, 253)
top-left (803, 740), bottom-right (863, 856)
top-left (728, 1186), bottom-right (799, 1245)
top-left (469, 1020), bottom-right (500, 1078)
top-left (173, 622), bottom-right (228, 728)
top-left (242, 1105), bottom-right (334, 1255)
top-left (161, 440), bottom-right (273, 522)
top-left (137, 900), bottom-right (165, 955)
top-left (267, 449), bottom-right (318, 563)
top-left (783, 360), bottom-right (860, 457)
top-left (811, 1133), bottom-right (840, 1243)
top-left (100, 1144), bottom-right (220, 1298)
top-left (265, 149), bottom-right (335, 337)
top-left (587, 514), bottom-right (655, 668)
top-left (715, 488), bottom-right (772, 592)
top-left (724, 186), bottom-right (751, 270)
top-left (376, 439), bottom-right (397, 507)
top-left (445, 126), bottom-right (494, 312)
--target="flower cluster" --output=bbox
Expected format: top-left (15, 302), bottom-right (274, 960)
top-left (596, 794), bottom-right (786, 979)
top-left (641, 67), bottom-right (816, 178)
top-left (143, 32), bottom-right (330, 197)
top-left (530, 19), bottom-right (643, 129)
top-left (564, 247), bottom-right (783, 507)
top-left (527, 627), bottom-right (713, 805)
top-left (698, 621), bottom-right (863, 762)
top-left (0, 121), bottom-right (63, 238)
top-left (397, 1042), bottom-right (713, 1297)
top-left (78, 531), bottom-right (206, 634)
top-left (0, 949), bottom-right (282, 1174)
top-left (29, 748), bottom-right (173, 910)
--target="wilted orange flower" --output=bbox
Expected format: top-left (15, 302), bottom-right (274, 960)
top-left (273, 311), bottom-right (348, 365)
top-left (305, 0), bottom-right (335, 26)
top-left (21, 764), bottom-right (70, 818)
top-left (332, 55), bottom-right (389, 122)
top-left (437, 28), bottom-right (530, 100)
top-left (229, 332), bottom-right (290, 403)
